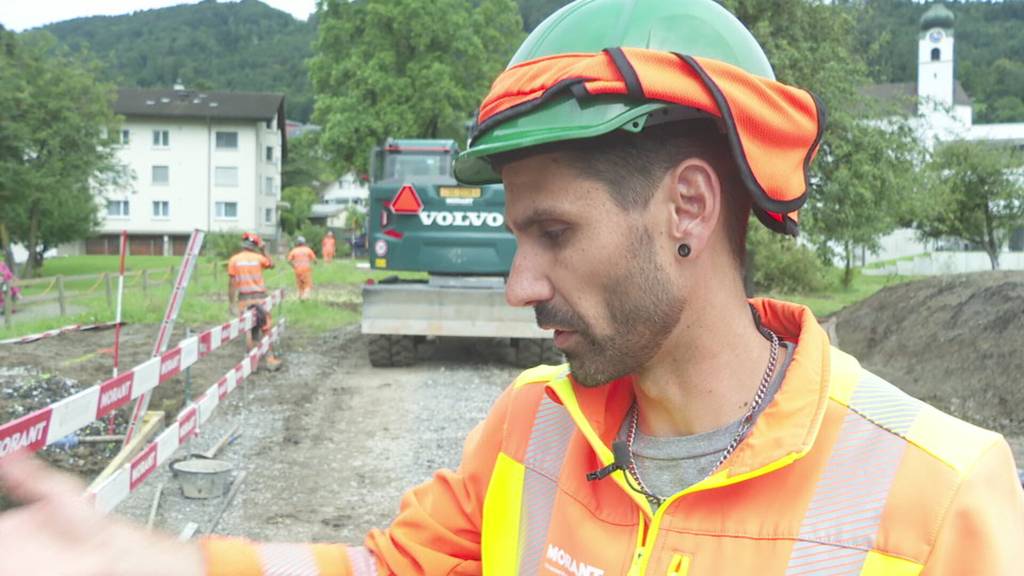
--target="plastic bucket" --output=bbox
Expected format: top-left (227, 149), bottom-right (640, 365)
top-left (171, 458), bottom-right (235, 499)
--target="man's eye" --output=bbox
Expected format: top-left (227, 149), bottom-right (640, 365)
top-left (541, 227), bottom-right (567, 243)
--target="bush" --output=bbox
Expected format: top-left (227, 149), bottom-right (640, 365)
top-left (204, 231), bottom-right (241, 263)
top-left (295, 223), bottom-right (327, 257)
top-left (747, 224), bottom-right (832, 294)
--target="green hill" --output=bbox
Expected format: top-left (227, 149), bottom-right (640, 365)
top-left (35, 0), bottom-right (316, 121)
top-left (21, 0), bottom-right (1024, 124)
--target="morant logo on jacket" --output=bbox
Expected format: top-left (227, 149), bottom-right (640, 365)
top-left (544, 544), bottom-right (605, 576)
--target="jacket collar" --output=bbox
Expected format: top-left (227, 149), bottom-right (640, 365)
top-left (543, 298), bottom-right (831, 484)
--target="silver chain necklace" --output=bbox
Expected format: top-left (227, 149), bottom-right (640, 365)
top-left (625, 321), bottom-right (780, 507)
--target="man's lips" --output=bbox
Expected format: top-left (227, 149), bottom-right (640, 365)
top-left (553, 329), bottom-right (577, 349)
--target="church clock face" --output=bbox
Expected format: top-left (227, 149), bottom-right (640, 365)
top-left (928, 29), bottom-right (945, 43)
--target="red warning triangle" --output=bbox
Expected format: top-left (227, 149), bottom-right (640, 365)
top-left (390, 184), bottom-right (423, 214)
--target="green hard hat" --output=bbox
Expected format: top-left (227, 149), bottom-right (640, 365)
top-left (454, 0), bottom-right (774, 185)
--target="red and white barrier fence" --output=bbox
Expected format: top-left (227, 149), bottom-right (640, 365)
top-left (90, 321), bottom-right (284, 513)
top-left (0, 290), bottom-right (284, 459)
top-left (0, 321), bottom-right (121, 346)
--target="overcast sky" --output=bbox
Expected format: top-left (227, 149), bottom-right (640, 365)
top-left (0, 0), bottom-right (318, 32)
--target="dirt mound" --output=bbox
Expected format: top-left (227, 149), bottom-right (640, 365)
top-left (835, 271), bottom-right (1024, 437)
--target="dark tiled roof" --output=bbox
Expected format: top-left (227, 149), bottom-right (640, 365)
top-left (859, 81), bottom-right (971, 115)
top-left (114, 88), bottom-right (284, 121)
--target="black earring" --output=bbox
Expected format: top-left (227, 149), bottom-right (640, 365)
top-left (677, 243), bottom-right (691, 258)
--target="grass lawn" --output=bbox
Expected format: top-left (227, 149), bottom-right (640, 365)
top-left (766, 272), bottom-right (920, 318)
top-left (1, 256), bottom-right (423, 340)
top-left (39, 255), bottom-right (185, 276)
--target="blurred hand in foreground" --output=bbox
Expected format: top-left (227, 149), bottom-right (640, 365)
top-left (0, 451), bottom-right (204, 576)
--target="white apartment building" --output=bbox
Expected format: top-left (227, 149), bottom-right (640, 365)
top-left (82, 86), bottom-right (286, 255)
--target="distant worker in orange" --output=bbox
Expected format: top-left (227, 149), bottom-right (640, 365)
top-left (321, 230), bottom-right (336, 262)
top-left (227, 232), bottom-right (281, 370)
top-left (286, 235), bottom-right (317, 300)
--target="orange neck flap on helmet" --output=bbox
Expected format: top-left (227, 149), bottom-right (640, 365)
top-left (474, 47), bottom-right (826, 236)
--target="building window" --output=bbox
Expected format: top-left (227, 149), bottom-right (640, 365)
top-left (215, 201), bottom-right (238, 219)
top-left (216, 131), bottom-right (238, 149)
top-left (152, 129), bottom-right (169, 147)
top-left (152, 201), bottom-right (170, 218)
top-left (265, 118), bottom-right (273, 130)
top-left (107, 200), bottom-right (130, 218)
top-left (264, 176), bottom-right (274, 195)
top-left (214, 166), bottom-right (239, 187)
top-left (264, 207), bottom-right (274, 224)
top-left (152, 165), bottom-right (169, 185)
top-left (931, 48), bottom-right (941, 61)
top-left (120, 129), bottom-right (131, 145)
top-left (265, 146), bottom-right (274, 162)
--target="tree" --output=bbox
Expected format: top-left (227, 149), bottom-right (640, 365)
top-left (282, 132), bottom-right (337, 190)
top-left (0, 31), bottom-right (125, 276)
top-left (280, 185), bottom-right (318, 236)
top-left (916, 141), bottom-right (1024, 271)
top-left (802, 115), bottom-right (927, 287)
top-left (720, 1), bottom-right (926, 289)
top-left (309, 0), bottom-right (524, 175)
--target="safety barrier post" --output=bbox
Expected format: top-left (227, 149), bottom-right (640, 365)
top-left (57, 275), bottom-right (66, 316)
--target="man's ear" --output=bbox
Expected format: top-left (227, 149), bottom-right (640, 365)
top-left (665, 157), bottom-right (721, 258)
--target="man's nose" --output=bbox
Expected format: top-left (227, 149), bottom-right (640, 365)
top-left (505, 248), bottom-right (553, 308)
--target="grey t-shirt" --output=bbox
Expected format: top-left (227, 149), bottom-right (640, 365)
top-left (617, 342), bottom-right (794, 508)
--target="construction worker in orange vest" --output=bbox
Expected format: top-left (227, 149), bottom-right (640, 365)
top-left (227, 232), bottom-right (281, 371)
top-left (322, 230), bottom-right (336, 263)
top-left (1, 1), bottom-right (1021, 574)
top-left (287, 235), bottom-right (317, 300)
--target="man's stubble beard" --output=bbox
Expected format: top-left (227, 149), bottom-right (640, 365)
top-left (536, 228), bottom-right (685, 387)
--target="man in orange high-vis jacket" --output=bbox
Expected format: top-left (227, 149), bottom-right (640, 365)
top-left (0, 1), bottom-right (1021, 575)
top-left (287, 235), bottom-right (317, 300)
top-left (322, 230), bottom-right (336, 263)
top-left (228, 232), bottom-right (281, 370)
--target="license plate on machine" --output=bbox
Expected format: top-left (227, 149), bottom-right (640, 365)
top-left (439, 187), bottom-right (481, 199)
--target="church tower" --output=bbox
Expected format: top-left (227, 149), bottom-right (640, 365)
top-left (917, 4), bottom-right (956, 111)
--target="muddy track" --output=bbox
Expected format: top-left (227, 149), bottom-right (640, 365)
top-left (112, 328), bottom-right (520, 543)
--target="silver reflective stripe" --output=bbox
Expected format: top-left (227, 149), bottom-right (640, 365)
top-left (786, 371), bottom-right (919, 575)
top-left (235, 260), bottom-right (263, 267)
top-left (518, 395), bottom-right (576, 576)
top-left (258, 543), bottom-right (319, 575)
top-left (849, 371), bottom-right (923, 436)
top-left (347, 546), bottom-right (378, 576)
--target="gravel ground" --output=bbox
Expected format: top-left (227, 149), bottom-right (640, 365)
top-left (113, 328), bottom-right (521, 544)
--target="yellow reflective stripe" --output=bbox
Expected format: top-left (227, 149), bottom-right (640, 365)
top-left (827, 347), bottom-right (861, 407)
top-left (482, 452), bottom-right (525, 575)
top-left (666, 553), bottom-right (692, 576)
top-left (905, 403), bottom-right (1001, 475)
top-left (859, 550), bottom-right (923, 576)
top-left (512, 363), bottom-right (569, 389)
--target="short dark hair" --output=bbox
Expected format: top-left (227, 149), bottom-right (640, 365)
top-left (490, 119), bottom-right (750, 267)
